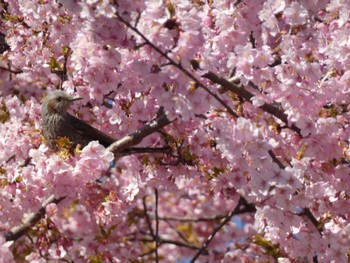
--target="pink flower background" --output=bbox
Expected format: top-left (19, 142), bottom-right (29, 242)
top-left (1, 0), bottom-right (350, 262)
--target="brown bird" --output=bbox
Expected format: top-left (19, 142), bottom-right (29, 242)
top-left (41, 90), bottom-right (115, 150)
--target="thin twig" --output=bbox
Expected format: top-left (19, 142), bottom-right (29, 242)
top-left (190, 196), bottom-right (256, 262)
top-left (299, 207), bottom-right (323, 235)
top-left (0, 65), bottom-right (23, 74)
top-left (157, 214), bottom-right (237, 222)
top-left (157, 197), bottom-right (256, 222)
top-left (115, 12), bottom-right (238, 118)
top-left (139, 248), bottom-right (157, 257)
top-left (268, 150), bottom-right (285, 169)
top-left (140, 236), bottom-right (204, 252)
top-left (143, 196), bottom-right (155, 238)
top-left (154, 188), bottom-right (160, 263)
top-left (163, 219), bottom-right (189, 244)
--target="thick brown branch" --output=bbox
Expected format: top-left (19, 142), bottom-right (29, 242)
top-left (4, 111), bottom-right (172, 242)
top-left (116, 11), bottom-right (300, 135)
top-left (120, 147), bottom-right (171, 156)
top-left (107, 111), bottom-right (172, 156)
top-left (115, 12), bottom-right (238, 118)
top-left (202, 71), bottom-right (301, 135)
top-left (5, 195), bottom-right (66, 241)
top-left (107, 108), bottom-right (171, 154)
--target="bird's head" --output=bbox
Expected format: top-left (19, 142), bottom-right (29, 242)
top-left (41, 90), bottom-right (82, 116)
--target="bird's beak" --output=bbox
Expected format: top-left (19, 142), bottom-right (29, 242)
top-left (69, 96), bottom-right (82, 102)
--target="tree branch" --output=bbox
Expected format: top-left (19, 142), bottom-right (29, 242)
top-left (107, 109), bottom-right (172, 157)
top-left (4, 110), bottom-right (172, 243)
top-left (201, 71), bottom-right (301, 135)
top-left (140, 236), bottom-right (203, 252)
top-left (190, 196), bottom-right (256, 262)
top-left (268, 150), bottom-right (285, 169)
top-left (157, 205), bottom-right (255, 222)
top-left (299, 207), bottom-right (323, 235)
top-left (4, 194), bottom-right (66, 241)
top-left (158, 215), bottom-right (226, 222)
top-left (154, 188), bottom-right (160, 263)
top-left (163, 218), bottom-right (190, 244)
top-left (115, 11), bottom-right (302, 136)
top-left (0, 65), bottom-right (23, 74)
top-left (143, 196), bottom-right (155, 238)
top-left (119, 146), bottom-right (172, 157)
top-left (115, 12), bottom-right (239, 118)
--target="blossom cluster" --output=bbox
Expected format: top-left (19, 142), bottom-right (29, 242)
top-left (1, 0), bottom-right (350, 262)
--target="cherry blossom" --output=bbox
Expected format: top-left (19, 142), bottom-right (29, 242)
top-left (2, 0), bottom-right (350, 262)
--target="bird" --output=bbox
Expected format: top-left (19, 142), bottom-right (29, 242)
top-left (41, 90), bottom-right (115, 151)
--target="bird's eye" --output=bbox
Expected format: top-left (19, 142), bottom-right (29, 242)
top-left (56, 97), bottom-right (62, 102)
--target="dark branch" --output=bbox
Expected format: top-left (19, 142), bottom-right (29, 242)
top-left (190, 196), bottom-right (256, 262)
top-left (120, 146), bottom-right (172, 156)
top-left (163, 218), bottom-right (190, 244)
top-left (157, 205), bottom-right (255, 222)
top-left (4, 110), bottom-right (173, 242)
top-left (115, 12), bottom-right (238, 118)
top-left (5, 195), bottom-right (66, 241)
top-left (0, 65), bottom-right (23, 74)
top-left (107, 109), bottom-right (173, 157)
top-left (143, 196), bottom-right (155, 238)
top-left (140, 237), bottom-right (204, 252)
top-left (116, 11), bottom-right (300, 135)
top-left (158, 215), bottom-right (226, 222)
top-left (299, 207), bottom-right (323, 235)
top-left (268, 150), bottom-right (285, 169)
top-left (154, 188), bottom-right (160, 263)
top-left (201, 71), bottom-right (301, 135)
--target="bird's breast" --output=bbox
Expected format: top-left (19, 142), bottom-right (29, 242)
top-left (42, 113), bottom-right (71, 140)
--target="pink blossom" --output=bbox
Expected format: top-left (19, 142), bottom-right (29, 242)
top-left (283, 2), bottom-right (309, 26)
top-left (48, 245), bottom-right (67, 259)
top-left (2, 0), bottom-right (350, 261)
top-left (45, 203), bottom-right (58, 217)
top-left (0, 237), bottom-right (14, 263)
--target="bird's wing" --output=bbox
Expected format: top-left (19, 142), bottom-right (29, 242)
top-left (68, 114), bottom-right (115, 147)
